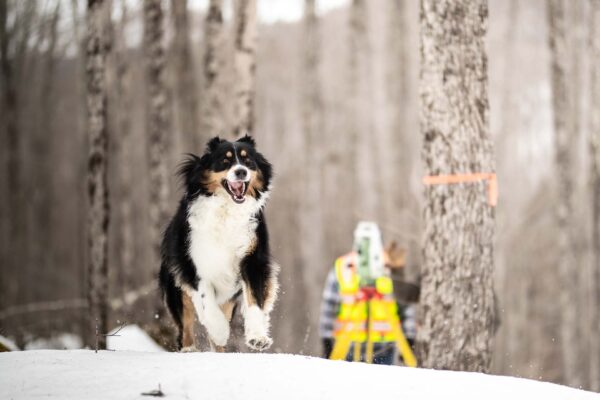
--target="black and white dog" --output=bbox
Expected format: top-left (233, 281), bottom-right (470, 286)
top-left (159, 135), bottom-right (278, 352)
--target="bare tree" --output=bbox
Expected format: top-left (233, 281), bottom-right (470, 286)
top-left (300, 0), bottom-right (326, 354)
top-left (547, 0), bottom-right (581, 387)
top-left (114, 0), bottom-right (134, 302)
top-left (170, 0), bottom-right (200, 148)
top-left (589, 0), bottom-right (600, 391)
top-left (143, 0), bottom-right (172, 262)
top-left (348, 0), bottom-right (376, 220)
top-left (201, 0), bottom-right (225, 138)
top-left (232, 0), bottom-right (257, 137)
top-left (86, 0), bottom-right (111, 349)
top-left (417, 0), bottom-right (496, 372)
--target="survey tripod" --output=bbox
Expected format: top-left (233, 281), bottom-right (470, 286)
top-left (329, 285), bottom-right (417, 367)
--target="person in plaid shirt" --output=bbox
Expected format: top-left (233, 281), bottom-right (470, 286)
top-left (318, 241), bottom-right (418, 365)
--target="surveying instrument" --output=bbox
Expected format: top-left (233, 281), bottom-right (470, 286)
top-left (329, 222), bottom-right (417, 366)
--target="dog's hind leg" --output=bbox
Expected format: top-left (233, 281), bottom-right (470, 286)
top-left (187, 281), bottom-right (230, 348)
top-left (180, 292), bottom-right (197, 351)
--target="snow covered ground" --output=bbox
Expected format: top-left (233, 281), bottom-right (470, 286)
top-left (1, 350), bottom-right (597, 400)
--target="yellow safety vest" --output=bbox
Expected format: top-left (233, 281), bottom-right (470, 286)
top-left (333, 252), bottom-right (399, 343)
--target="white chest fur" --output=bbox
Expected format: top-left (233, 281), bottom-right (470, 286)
top-left (187, 191), bottom-right (265, 304)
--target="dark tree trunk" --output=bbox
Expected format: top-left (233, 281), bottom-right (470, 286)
top-left (417, 0), bottom-right (496, 372)
top-left (170, 0), bottom-right (200, 148)
top-left (86, 0), bottom-right (111, 349)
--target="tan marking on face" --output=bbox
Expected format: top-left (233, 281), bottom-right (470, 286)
top-left (246, 236), bottom-right (257, 255)
top-left (240, 149), bottom-right (247, 157)
top-left (181, 292), bottom-right (196, 349)
top-left (202, 170), bottom-right (228, 194)
top-left (226, 151), bottom-right (233, 158)
top-left (247, 170), bottom-right (264, 198)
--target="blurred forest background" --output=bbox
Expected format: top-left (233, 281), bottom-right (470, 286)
top-left (0, 0), bottom-right (599, 393)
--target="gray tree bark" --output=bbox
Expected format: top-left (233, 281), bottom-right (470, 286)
top-left (232, 0), bottom-right (257, 137)
top-left (348, 0), bottom-right (377, 220)
top-left (589, 0), bottom-right (600, 392)
top-left (86, 0), bottom-right (111, 349)
top-left (170, 0), bottom-right (200, 148)
top-left (300, 0), bottom-right (325, 354)
top-left (201, 0), bottom-right (225, 138)
top-left (143, 0), bottom-right (174, 345)
top-left (114, 0), bottom-right (134, 303)
top-left (143, 0), bottom-right (172, 262)
top-left (547, 0), bottom-right (581, 388)
top-left (417, 0), bottom-right (496, 372)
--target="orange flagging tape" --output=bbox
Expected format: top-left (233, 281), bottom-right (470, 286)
top-left (422, 173), bottom-right (498, 207)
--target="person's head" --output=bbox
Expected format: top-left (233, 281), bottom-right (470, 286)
top-left (384, 241), bottom-right (406, 270)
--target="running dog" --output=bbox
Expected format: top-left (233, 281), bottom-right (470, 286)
top-left (159, 135), bottom-right (278, 352)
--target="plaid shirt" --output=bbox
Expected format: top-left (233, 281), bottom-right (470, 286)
top-left (319, 269), bottom-right (340, 339)
top-left (318, 268), bottom-right (417, 340)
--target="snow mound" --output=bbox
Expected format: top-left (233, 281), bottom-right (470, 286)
top-left (0, 350), bottom-right (597, 400)
top-left (24, 333), bottom-right (83, 350)
top-left (106, 325), bottom-right (164, 353)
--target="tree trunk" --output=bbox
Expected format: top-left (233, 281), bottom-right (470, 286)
top-left (143, 0), bottom-right (172, 263)
top-left (386, 0), bottom-right (411, 220)
top-left (348, 0), bottom-right (376, 220)
top-left (300, 0), bottom-right (325, 354)
top-left (589, 0), bottom-right (600, 391)
top-left (170, 0), bottom-right (200, 148)
top-left (417, 0), bottom-right (496, 372)
top-left (201, 0), bottom-right (225, 138)
top-left (232, 0), bottom-right (257, 137)
top-left (86, 0), bottom-right (111, 349)
top-left (143, 0), bottom-right (174, 345)
top-left (547, 0), bottom-right (580, 388)
top-left (115, 0), bottom-right (135, 304)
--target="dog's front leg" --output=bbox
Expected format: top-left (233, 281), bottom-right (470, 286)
top-left (241, 256), bottom-right (278, 351)
top-left (187, 281), bottom-right (230, 348)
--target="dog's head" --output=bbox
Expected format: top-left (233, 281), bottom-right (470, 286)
top-left (179, 135), bottom-right (272, 204)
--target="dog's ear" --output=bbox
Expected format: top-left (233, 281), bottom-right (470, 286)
top-left (236, 134), bottom-right (256, 147)
top-left (177, 154), bottom-right (202, 181)
top-left (206, 136), bottom-right (225, 153)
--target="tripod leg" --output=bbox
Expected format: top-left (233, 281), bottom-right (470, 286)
top-left (330, 321), bottom-right (353, 360)
top-left (389, 310), bottom-right (417, 367)
top-left (353, 340), bottom-right (361, 362)
top-left (365, 300), bottom-right (374, 363)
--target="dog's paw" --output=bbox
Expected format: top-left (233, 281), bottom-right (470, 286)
top-left (246, 335), bottom-right (273, 351)
top-left (180, 346), bottom-right (198, 353)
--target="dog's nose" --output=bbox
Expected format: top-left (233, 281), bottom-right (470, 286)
top-left (235, 168), bottom-right (247, 180)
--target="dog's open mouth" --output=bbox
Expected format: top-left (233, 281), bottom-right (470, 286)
top-left (223, 180), bottom-right (248, 204)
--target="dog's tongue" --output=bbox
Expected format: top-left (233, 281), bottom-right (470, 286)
top-left (229, 181), bottom-right (244, 197)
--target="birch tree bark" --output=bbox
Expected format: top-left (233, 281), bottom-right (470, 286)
top-left (170, 0), bottom-right (200, 148)
top-left (232, 0), bottom-right (257, 137)
top-left (86, 0), bottom-right (111, 349)
top-left (143, 0), bottom-right (172, 263)
top-left (547, 0), bottom-right (580, 388)
top-left (417, 0), bottom-right (496, 372)
top-left (588, 0), bottom-right (600, 391)
top-left (201, 0), bottom-right (225, 138)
